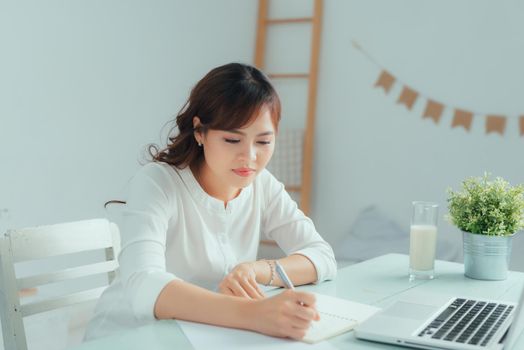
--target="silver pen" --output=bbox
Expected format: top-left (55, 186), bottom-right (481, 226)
top-left (275, 261), bottom-right (295, 289)
top-left (275, 261), bottom-right (309, 307)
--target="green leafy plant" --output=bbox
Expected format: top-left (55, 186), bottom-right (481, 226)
top-left (447, 173), bottom-right (524, 236)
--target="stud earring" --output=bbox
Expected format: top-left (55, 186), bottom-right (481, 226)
top-left (197, 141), bottom-right (202, 147)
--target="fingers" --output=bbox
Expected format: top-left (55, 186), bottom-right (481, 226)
top-left (246, 278), bottom-right (266, 299)
top-left (221, 277), bottom-right (265, 300)
top-left (289, 315), bottom-right (312, 330)
top-left (218, 285), bottom-right (235, 296)
top-left (234, 278), bottom-right (264, 299)
top-left (227, 281), bottom-right (264, 300)
top-left (279, 290), bottom-right (320, 325)
top-left (274, 312), bottom-right (311, 340)
top-left (218, 262), bottom-right (267, 300)
top-left (254, 291), bottom-right (320, 340)
top-left (291, 290), bottom-right (317, 307)
top-left (285, 310), bottom-right (317, 340)
top-left (228, 280), bottom-right (251, 298)
top-left (292, 302), bottom-right (320, 322)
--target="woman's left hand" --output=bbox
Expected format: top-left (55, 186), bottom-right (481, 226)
top-left (218, 262), bottom-right (266, 299)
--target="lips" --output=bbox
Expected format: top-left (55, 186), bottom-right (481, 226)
top-left (233, 168), bottom-right (255, 177)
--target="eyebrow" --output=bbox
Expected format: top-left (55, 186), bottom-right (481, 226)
top-left (227, 130), bottom-right (274, 137)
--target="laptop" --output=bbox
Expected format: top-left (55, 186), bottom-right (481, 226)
top-left (354, 284), bottom-right (524, 350)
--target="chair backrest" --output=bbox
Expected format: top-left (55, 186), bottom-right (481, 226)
top-left (0, 218), bottom-right (120, 350)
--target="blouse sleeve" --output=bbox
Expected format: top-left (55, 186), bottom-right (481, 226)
top-left (260, 170), bottom-right (337, 283)
top-left (117, 163), bottom-right (181, 322)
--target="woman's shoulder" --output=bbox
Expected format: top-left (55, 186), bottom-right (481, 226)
top-left (254, 168), bottom-right (285, 198)
top-left (129, 162), bottom-right (186, 194)
top-left (135, 161), bottom-right (185, 180)
top-left (256, 168), bottom-right (282, 184)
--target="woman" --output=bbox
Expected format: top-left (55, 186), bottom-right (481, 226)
top-left (85, 63), bottom-right (337, 341)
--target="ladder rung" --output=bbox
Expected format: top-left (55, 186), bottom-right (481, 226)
top-left (286, 186), bottom-right (302, 192)
top-left (266, 17), bottom-right (313, 25)
top-left (268, 73), bottom-right (309, 79)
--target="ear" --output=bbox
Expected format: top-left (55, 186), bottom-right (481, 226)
top-left (193, 116), bottom-right (203, 145)
top-left (193, 116), bottom-right (202, 129)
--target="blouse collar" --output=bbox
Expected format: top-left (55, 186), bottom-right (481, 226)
top-left (176, 165), bottom-right (252, 214)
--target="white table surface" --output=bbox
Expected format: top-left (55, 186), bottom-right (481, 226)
top-left (71, 254), bottom-right (524, 349)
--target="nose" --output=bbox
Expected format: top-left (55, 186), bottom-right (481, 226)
top-left (238, 143), bottom-right (257, 164)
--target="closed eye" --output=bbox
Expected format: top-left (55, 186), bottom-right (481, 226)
top-left (224, 138), bottom-right (240, 144)
top-left (257, 141), bottom-right (271, 145)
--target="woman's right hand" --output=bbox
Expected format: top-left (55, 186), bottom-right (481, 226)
top-left (248, 289), bottom-right (320, 340)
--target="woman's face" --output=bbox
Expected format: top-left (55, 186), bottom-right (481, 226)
top-left (194, 106), bottom-right (276, 201)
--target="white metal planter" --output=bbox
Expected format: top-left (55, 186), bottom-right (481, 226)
top-left (462, 231), bottom-right (513, 281)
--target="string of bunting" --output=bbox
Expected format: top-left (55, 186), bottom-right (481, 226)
top-left (352, 40), bottom-right (524, 137)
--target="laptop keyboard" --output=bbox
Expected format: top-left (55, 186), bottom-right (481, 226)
top-left (417, 298), bottom-right (514, 347)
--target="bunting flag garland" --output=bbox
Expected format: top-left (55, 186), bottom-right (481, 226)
top-left (353, 40), bottom-right (522, 137)
top-left (423, 100), bottom-right (444, 124)
top-left (486, 115), bottom-right (506, 135)
top-left (374, 70), bottom-right (395, 93)
top-left (452, 109), bottom-right (474, 131)
top-left (397, 86), bottom-right (418, 110)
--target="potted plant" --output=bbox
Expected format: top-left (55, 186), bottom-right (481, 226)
top-left (447, 173), bottom-right (524, 280)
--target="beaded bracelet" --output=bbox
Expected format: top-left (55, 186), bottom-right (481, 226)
top-left (265, 259), bottom-right (276, 286)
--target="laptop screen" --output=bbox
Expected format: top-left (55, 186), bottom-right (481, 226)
top-left (503, 283), bottom-right (524, 349)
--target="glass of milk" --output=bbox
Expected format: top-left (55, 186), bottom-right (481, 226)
top-left (409, 201), bottom-right (439, 281)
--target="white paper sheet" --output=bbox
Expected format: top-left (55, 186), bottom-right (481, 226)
top-left (303, 293), bottom-right (381, 343)
top-left (177, 320), bottom-right (338, 350)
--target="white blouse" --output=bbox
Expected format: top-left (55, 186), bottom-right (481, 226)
top-left (84, 162), bottom-right (337, 340)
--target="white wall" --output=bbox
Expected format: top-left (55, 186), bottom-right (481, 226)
top-left (1, 0), bottom-right (523, 264)
top-left (312, 0), bottom-right (524, 269)
top-left (0, 0), bottom-right (258, 228)
top-left (0, 2), bottom-right (259, 349)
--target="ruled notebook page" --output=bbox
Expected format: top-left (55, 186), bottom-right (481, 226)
top-left (303, 293), bottom-right (381, 344)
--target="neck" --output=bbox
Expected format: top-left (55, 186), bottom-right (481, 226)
top-left (191, 163), bottom-right (241, 205)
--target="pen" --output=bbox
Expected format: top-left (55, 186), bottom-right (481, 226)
top-left (276, 261), bottom-right (309, 307)
top-left (275, 261), bottom-right (295, 290)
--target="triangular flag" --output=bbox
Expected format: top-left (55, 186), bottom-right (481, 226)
top-left (397, 86), bottom-right (418, 110)
top-left (520, 116), bottom-right (524, 136)
top-left (485, 115), bottom-right (506, 135)
top-left (423, 100), bottom-right (444, 124)
top-left (452, 109), bottom-right (473, 131)
top-left (374, 70), bottom-right (395, 94)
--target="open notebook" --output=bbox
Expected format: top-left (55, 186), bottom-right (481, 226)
top-left (303, 293), bottom-right (381, 343)
top-left (177, 292), bottom-right (381, 349)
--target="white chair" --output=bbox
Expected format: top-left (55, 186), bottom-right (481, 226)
top-left (0, 219), bottom-right (120, 350)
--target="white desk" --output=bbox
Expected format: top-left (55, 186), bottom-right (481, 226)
top-left (72, 254), bottom-right (524, 349)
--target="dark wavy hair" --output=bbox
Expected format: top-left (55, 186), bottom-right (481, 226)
top-left (149, 63), bottom-right (281, 169)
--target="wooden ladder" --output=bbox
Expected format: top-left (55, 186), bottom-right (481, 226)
top-left (254, 0), bottom-right (323, 217)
